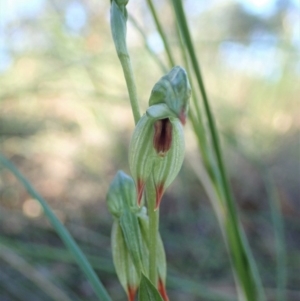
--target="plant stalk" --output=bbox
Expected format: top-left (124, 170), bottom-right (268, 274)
top-left (118, 54), bottom-right (141, 124)
top-left (111, 0), bottom-right (160, 288)
top-left (147, 179), bottom-right (159, 285)
top-left (110, 0), bottom-right (141, 124)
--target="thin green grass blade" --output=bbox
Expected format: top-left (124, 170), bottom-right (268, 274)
top-left (0, 271), bottom-right (45, 301)
top-left (1, 236), bottom-right (239, 301)
top-left (0, 236), bottom-right (115, 274)
top-left (265, 174), bottom-right (287, 301)
top-left (170, 1), bottom-right (266, 300)
top-left (0, 245), bottom-right (75, 301)
top-left (128, 14), bottom-right (168, 73)
top-left (167, 275), bottom-right (237, 301)
top-left (0, 154), bottom-right (112, 301)
top-left (237, 224), bottom-right (267, 301)
top-left (146, 0), bottom-right (175, 67)
top-left (172, 15), bottom-right (223, 194)
top-left (170, 0), bottom-right (229, 207)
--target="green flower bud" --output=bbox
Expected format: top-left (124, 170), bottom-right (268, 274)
top-left (109, 186), bottom-right (169, 300)
top-left (149, 66), bottom-right (191, 125)
top-left (110, 0), bottom-right (128, 57)
top-left (138, 213), bottom-right (169, 301)
top-left (111, 220), bottom-right (139, 301)
top-left (129, 104), bottom-right (185, 208)
top-left (111, 209), bottom-right (151, 301)
top-left (120, 208), bottom-right (149, 276)
top-left (106, 171), bottom-right (138, 218)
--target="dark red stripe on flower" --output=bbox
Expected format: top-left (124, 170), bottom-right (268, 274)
top-left (153, 118), bottom-right (172, 155)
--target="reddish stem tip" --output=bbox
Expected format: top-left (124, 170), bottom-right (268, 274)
top-left (158, 278), bottom-right (169, 301)
top-left (127, 285), bottom-right (136, 301)
top-left (155, 183), bottom-right (164, 210)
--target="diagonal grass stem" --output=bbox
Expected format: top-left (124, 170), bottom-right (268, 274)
top-left (265, 174), bottom-right (287, 301)
top-left (146, 0), bottom-right (176, 67)
top-left (0, 245), bottom-right (75, 301)
top-left (170, 1), bottom-right (266, 300)
top-left (128, 14), bottom-right (168, 73)
top-left (0, 154), bottom-right (112, 301)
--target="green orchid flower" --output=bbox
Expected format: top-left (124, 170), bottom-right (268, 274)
top-left (129, 104), bottom-right (185, 209)
top-left (149, 66), bottom-right (191, 125)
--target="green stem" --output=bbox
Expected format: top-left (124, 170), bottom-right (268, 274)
top-left (110, 1), bottom-right (141, 124)
top-left (147, 179), bottom-right (159, 285)
top-left (111, 0), bottom-right (159, 288)
top-left (146, 0), bottom-right (175, 67)
top-left (118, 53), bottom-right (141, 124)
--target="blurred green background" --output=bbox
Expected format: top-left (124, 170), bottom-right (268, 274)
top-left (0, 0), bottom-right (299, 300)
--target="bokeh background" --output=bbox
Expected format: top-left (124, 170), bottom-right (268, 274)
top-left (0, 0), bottom-right (299, 300)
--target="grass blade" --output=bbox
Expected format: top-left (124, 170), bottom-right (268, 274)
top-left (146, 0), bottom-right (175, 67)
top-left (265, 174), bottom-right (287, 301)
top-left (172, 13), bottom-right (222, 192)
top-left (128, 14), bottom-right (168, 73)
top-left (0, 245), bottom-right (75, 301)
top-left (0, 271), bottom-right (44, 301)
top-left (167, 275), bottom-right (237, 301)
top-left (0, 154), bottom-right (112, 301)
top-left (170, 0), bottom-right (227, 207)
top-left (0, 236), bottom-right (115, 274)
top-left (170, 1), bottom-right (266, 300)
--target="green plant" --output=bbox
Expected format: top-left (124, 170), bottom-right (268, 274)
top-left (108, 0), bottom-right (267, 300)
top-left (0, 1), bottom-right (288, 300)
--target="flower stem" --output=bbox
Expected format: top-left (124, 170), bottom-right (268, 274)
top-left (147, 178), bottom-right (159, 285)
top-left (110, 1), bottom-right (141, 124)
top-left (118, 53), bottom-right (141, 124)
